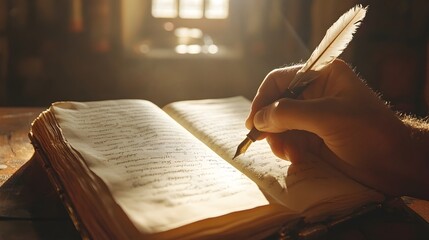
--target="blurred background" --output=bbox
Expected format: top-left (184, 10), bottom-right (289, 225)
top-left (0, 0), bottom-right (428, 116)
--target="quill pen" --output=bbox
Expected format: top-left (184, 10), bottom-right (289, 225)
top-left (233, 4), bottom-right (368, 159)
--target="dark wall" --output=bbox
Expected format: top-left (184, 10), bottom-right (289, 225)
top-left (1, 0), bottom-right (428, 117)
top-left (354, 0), bottom-right (428, 115)
top-left (2, 0), bottom-right (294, 107)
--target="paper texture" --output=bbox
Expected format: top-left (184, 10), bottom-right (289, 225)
top-left (163, 96), bottom-right (384, 220)
top-left (52, 99), bottom-right (271, 233)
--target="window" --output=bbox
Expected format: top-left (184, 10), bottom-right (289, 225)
top-left (131, 0), bottom-right (238, 57)
top-left (152, 0), bottom-right (178, 18)
top-left (205, 0), bottom-right (229, 19)
top-left (152, 0), bottom-right (229, 19)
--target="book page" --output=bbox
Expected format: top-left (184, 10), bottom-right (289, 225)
top-left (163, 96), bottom-right (384, 220)
top-left (51, 99), bottom-right (273, 233)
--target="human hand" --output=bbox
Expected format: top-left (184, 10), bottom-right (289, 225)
top-left (246, 59), bottom-right (428, 198)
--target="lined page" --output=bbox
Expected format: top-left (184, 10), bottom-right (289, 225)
top-left (163, 96), bottom-right (383, 218)
top-left (51, 99), bottom-right (271, 233)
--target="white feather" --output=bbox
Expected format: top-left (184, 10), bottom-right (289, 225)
top-left (289, 5), bottom-right (368, 89)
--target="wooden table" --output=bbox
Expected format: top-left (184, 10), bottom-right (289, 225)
top-left (0, 107), bottom-right (80, 239)
top-left (1, 107), bottom-right (429, 239)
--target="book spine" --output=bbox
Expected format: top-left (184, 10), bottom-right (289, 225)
top-left (28, 133), bottom-right (92, 240)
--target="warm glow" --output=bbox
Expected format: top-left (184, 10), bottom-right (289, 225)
top-left (139, 44), bottom-right (150, 54)
top-left (205, 0), bottom-right (229, 19)
top-left (163, 22), bottom-right (175, 31)
top-left (175, 44), bottom-right (202, 54)
top-left (174, 27), bottom-right (203, 38)
top-left (207, 44), bottom-right (219, 54)
top-left (152, 0), bottom-right (177, 18)
top-left (152, 0), bottom-right (229, 19)
top-left (174, 27), bottom-right (219, 55)
top-left (179, 0), bottom-right (203, 19)
top-left (187, 44), bottom-right (202, 54)
top-left (175, 44), bottom-right (218, 55)
top-left (151, 1), bottom-right (226, 56)
top-left (175, 44), bottom-right (188, 54)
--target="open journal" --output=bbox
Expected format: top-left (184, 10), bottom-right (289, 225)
top-left (29, 96), bottom-right (384, 239)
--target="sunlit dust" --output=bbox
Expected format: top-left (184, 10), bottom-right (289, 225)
top-left (175, 44), bottom-right (202, 54)
top-left (174, 27), bottom-right (203, 38)
top-left (207, 44), bottom-right (219, 54)
top-left (163, 22), bottom-right (175, 31)
top-left (175, 44), bottom-right (187, 54)
top-left (139, 44), bottom-right (150, 54)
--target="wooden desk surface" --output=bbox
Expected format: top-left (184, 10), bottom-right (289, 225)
top-left (0, 107), bottom-right (81, 239)
top-left (0, 107), bottom-right (42, 184)
top-left (1, 107), bottom-right (429, 239)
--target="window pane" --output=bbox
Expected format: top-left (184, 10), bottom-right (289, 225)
top-left (179, 0), bottom-right (203, 19)
top-left (205, 0), bottom-right (229, 19)
top-left (152, 0), bottom-right (177, 18)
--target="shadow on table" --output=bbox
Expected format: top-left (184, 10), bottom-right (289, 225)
top-left (0, 155), bottom-right (81, 240)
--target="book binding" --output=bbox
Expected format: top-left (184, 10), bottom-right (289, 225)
top-left (29, 131), bottom-right (386, 240)
top-left (29, 133), bottom-right (92, 240)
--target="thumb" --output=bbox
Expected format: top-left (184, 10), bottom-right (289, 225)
top-left (253, 97), bottom-right (337, 135)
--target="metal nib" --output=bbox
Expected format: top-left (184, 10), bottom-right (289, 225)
top-left (232, 137), bottom-right (253, 159)
top-left (233, 91), bottom-right (298, 160)
top-left (233, 127), bottom-right (262, 159)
